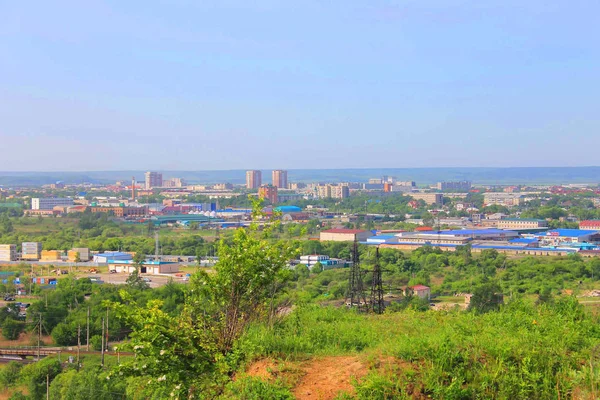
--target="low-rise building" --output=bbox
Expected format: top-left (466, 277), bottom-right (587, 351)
top-left (410, 193), bottom-right (443, 205)
top-left (320, 229), bottom-right (372, 242)
top-left (405, 285), bottom-right (431, 300)
top-left (483, 193), bottom-right (523, 207)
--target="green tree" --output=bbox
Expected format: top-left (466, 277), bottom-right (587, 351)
top-left (468, 281), bottom-right (502, 314)
top-left (311, 261), bottom-right (324, 274)
top-left (109, 197), bottom-right (298, 397)
top-left (1, 318), bottom-right (24, 340)
top-left (19, 357), bottom-right (62, 400)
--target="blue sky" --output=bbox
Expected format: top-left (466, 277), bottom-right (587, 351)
top-left (1, 1), bottom-right (598, 171)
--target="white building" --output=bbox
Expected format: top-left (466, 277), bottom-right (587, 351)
top-left (483, 193), bottom-right (523, 207)
top-left (31, 198), bottom-right (74, 210)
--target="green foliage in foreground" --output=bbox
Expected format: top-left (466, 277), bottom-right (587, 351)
top-left (239, 298), bottom-right (600, 399)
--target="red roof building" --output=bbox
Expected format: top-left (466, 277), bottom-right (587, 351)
top-left (579, 220), bottom-right (600, 231)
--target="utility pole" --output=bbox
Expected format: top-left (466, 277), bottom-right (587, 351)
top-left (77, 325), bottom-right (81, 364)
top-left (46, 374), bottom-right (49, 400)
top-left (105, 308), bottom-right (109, 351)
top-left (101, 317), bottom-right (105, 367)
top-left (86, 307), bottom-right (90, 351)
top-left (37, 314), bottom-right (42, 361)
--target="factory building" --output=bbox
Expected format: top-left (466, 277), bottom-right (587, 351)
top-left (320, 229), bottom-right (371, 242)
top-left (109, 260), bottom-right (179, 274)
top-left (497, 219), bottom-right (548, 230)
top-left (31, 198), bottom-right (74, 210)
top-left (579, 220), bottom-right (600, 231)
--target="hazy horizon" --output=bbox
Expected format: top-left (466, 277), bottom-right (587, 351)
top-left (2, 1), bottom-right (599, 170)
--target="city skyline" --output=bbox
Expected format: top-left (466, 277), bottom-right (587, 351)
top-left (2, 1), bottom-right (600, 170)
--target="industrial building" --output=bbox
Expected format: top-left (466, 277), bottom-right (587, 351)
top-left (89, 206), bottom-right (148, 217)
top-left (109, 260), bottom-right (179, 274)
top-left (272, 170), bottom-right (288, 189)
top-left (145, 171), bottom-right (163, 189)
top-left (579, 220), bottom-right (600, 230)
top-left (298, 255), bottom-right (345, 269)
top-left (93, 252), bottom-right (133, 263)
top-left (31, 197), bottom-right (74, 210)
top-left (535, 229), bottom-right (600, 246)
top-left (0, 244), bottom-right (17, 262)
top-left (497, 219), bottom-right (548, 230)
top-left (320, 229), bottom-right (372, 242)
top-left (22, 242), bottom-right (42, 260)
top-left (246, 170), bottom-right (262, 189)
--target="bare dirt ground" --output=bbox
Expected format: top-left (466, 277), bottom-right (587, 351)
top-left (292, 356), bottom-right (367, 400)
top-left (247, 356), bottom-right (368, 400)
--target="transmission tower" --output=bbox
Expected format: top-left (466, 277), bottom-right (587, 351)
top-left (346, 240), bottom-right (367, 310)
top-left (370, 247), bottom-right (385, 314)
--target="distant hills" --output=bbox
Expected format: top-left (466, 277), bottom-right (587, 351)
top-left (0, 167), bottom-right (599, 186)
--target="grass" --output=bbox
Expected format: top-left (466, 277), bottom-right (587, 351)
top-left (238, 297), bottom-right (600, 399)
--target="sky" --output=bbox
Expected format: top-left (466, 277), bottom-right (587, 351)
top-left (0, 0), bottom-right (599, 171)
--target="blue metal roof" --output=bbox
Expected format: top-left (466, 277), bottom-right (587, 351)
top-left (509, 238), bottom-right (539, 244)
top-left (543, 229), bottom-right (599, 237)
top-left (274, 206), bottom-right (302, 213)
top-left (96, 252), bottom-right (130, 257)
top-left (416, 229), bottom-right (517, 236)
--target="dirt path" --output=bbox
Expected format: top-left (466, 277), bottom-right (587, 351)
top-left (292, 356), bottom-right (367, 400)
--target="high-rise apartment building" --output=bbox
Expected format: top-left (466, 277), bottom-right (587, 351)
top-left (258, 185), bottom-right (278, 204)
top-left (316, 184), bottom-right (349, 199)
top-left (436, 181), bottom-right (472, 191)
top-left (246, 170), bottom-right (262, 189)
top-left (272, 170), bottom-right (288, 189)
top-left (145, 171), bottom-right (163, 189)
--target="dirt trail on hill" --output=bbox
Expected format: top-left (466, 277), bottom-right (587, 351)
top-left (292, 356), bottom-right (367, 400)
top-left (246, 356), bottom-right (367, 400)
